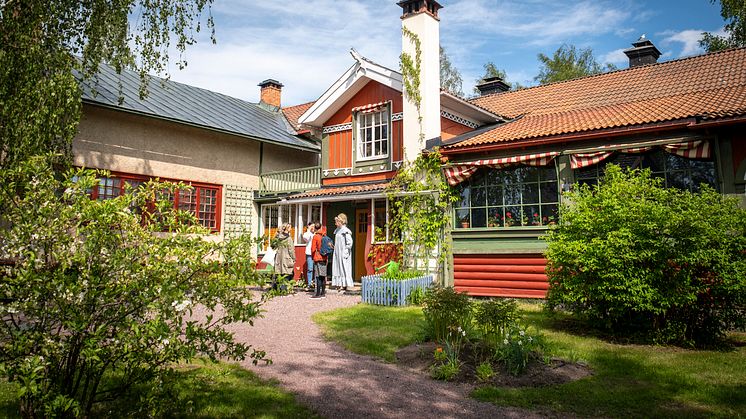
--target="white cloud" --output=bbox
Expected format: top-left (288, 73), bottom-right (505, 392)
top-left (658, 27), bottom-right (727, 58)
top-left (443, 0), bottom-right (632, 46)
top-left (163, 0), bottom-right (403, 105)
top-left (602, 48), bottom-right (629, 66)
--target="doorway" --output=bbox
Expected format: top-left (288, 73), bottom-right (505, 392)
top-left (354, 208), bottom-right (370, 280)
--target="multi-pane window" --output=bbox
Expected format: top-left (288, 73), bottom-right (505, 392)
top-left (91, 173), bottom-right (221, 232)
top-left (371, 198), bottom-right (400, 243)
top-left (454, 166), bottom-right (559, 229)
top-left (357, 109), bottom-right (389, 160)
top-left (575, 150), bottom-right (717, 192)
top-left (295, 204), bottom-right (322, 243)
top-left (260, 203), bottom-right (322, 250)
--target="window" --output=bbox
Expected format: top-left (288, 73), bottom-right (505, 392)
top-left (454, 166), bottom-right (559, 229)
top-left (357, 108), bottom-right (389, 160)
top-left (260, 203), bottom-right (322, 250)
top-left (91, 173), bottom-right (221, 232)
top-left (371, 198), bottom-right (401, 243)
top-left (295, 204), bottom-right (322, 243)
top-left (575, 150), bottom-right (717, 192)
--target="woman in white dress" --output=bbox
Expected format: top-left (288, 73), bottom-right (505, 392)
top-left (331, 213), bottom-right (354, 291)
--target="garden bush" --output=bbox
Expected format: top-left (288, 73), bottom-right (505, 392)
top-left (474, 299), bottom-right (518, 350)
top-left (421, 286), bottom-right (472, 343)
top-left (0, 157), bottom-right (267, 417)
top-left (545, 165), bottom-right (746, 346)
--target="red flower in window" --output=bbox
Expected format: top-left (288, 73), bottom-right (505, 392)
top-left (506, 211), bottom-right (512, 218)
top-left (534, 213), bottom-right (539, 217)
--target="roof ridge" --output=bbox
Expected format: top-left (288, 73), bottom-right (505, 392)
top-left (471, 46), bottom-right (746, 102)
top-left (96, 61), bottom-right (275, 112)
top-left (282, 101), bottom-right (316, 111)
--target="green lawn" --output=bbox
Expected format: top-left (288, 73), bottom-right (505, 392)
top-left (0, 361), bottom-right (317, 418)
top-left (313, 302), bottom-right (746, 418)
top-left (312, 304), bottom-right (426, 362)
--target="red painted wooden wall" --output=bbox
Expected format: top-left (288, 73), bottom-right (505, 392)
top-left (453, 254), bottom-right (549, 299)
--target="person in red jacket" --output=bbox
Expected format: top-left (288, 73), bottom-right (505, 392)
top-left (310, 223), bottom-right (328, 299)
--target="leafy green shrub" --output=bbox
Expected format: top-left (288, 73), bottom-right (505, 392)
top-left (0, 157), bottom-right (267, 417)
top-left (405, 286), bottom-right (425, 305)
top-left (496, 325), bottom-right (542, 376)
top-left (474, 299), bottom-right (519, 350)
top-left (380, 261), bottom-right (422, 281)
top-left (429, 360), bottom-right (460, 381)
top-left (545, 165), bottom-right (746, 346)
top-left (422, 286), bottom-right (472, 343)
top-left (475, 362), bottom-right (495, 382)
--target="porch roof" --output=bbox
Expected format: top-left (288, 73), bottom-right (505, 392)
top-left (282, 182), bottom-right (389, 203)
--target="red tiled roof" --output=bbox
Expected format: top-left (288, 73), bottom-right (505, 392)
top-left (286, 182), bottom-right (389, 200)
top-left (444, 48), bottom-right (746, 151)
top-left (282, 101), bottom-right (315, 132)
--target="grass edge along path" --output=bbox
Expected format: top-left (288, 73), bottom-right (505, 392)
top-left (0, 361), bottom-right (319, 418)
top-left (313, 302), bottom-right (746, 418)
top-left (312, 304), bottom-right (426, 362)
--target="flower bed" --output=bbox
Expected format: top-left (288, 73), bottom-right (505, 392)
top-left (361, 274), bottom-right (434, 306)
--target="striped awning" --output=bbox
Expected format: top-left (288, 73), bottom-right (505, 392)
top-left (571, 140), bottom-right (711, 169)
top-left (351, 101), bottom-right (387, 114)
top-left (444, 152), bottom-right (559, 186)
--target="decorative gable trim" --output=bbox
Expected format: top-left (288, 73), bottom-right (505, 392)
top-left (441, 110), bottom-right (479, 129)
top-left (299, 49), bottom-right (403, 127)
top-left (322, 123), bottom-right (353, 134)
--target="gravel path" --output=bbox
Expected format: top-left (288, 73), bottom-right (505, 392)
top-left (229, 291), bottom-right (545, 419)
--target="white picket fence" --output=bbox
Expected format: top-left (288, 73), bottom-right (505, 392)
top-left (361, 274), bottom-right (434, 306)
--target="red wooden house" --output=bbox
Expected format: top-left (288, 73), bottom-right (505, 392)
top-left (440, 41), bottom-right (746, 298)
top-left (258, 0), bottom-right (500, 282)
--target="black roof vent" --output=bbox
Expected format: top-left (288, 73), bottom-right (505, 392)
top-left (623, 35), bottom-right (661, 68)
top-left (476, 76), bottom-right (511, 96)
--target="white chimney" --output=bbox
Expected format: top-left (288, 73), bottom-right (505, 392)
top-left (399, 0), bottom-right (442, 162)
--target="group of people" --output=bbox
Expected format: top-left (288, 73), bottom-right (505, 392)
top-left (272, 213), bottom-right (354, 299)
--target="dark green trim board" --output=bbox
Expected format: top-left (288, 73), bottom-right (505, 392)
top-left (321, 133), bottom-right (330, 170)
top-left (451, 227), bottom-right (548, 254)
top-left (716, 137), bottom-right (736, 194)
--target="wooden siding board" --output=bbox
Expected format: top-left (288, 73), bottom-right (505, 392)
top-left (454, 279), bottom-right (550, 290)
top-left (453, 253), bottom-right (549, 299)
top-left (453, 272), bottom-right (548, 282)
top-left (455, 286), bottom-right (547, 298)
top-left (453, 256), bottom-right (547, 265)
top-left (455, 261), bottom-right (545, 274)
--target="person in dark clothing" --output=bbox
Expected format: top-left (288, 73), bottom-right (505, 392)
top-left (310, 222), bottom-right (329, 299)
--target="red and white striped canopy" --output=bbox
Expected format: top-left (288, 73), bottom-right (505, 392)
top-left (444, 152), bottom-right (559, 186)
top-left (570, 140), bottom-right (711, 169)
top-left (351, 101), bottom-right (388, 114)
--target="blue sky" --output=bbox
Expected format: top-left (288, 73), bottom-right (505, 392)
top-left (164, 0), bottom-right (726, 107)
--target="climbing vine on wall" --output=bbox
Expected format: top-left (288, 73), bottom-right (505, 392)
top-left (386, 150), bottom-right (458, 276)
top-left (400, 27), bottom-right (424, 149)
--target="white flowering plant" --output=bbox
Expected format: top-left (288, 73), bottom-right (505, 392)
top-left (496, 324), bottom-right (544, 376)
top-left (0, 157), bottom-right (267, 417)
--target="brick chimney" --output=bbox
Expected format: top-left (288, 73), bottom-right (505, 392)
top-left (476, 76), bottom-right (511, 96)
top-left (398, 0), bottom-right (442, 162)
top-left (258, 79), bottom-right (283, 110)
top-left (623, 35), bottom-right (661, 68)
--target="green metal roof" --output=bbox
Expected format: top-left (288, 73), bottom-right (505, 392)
top-left (78, 64), bottom-right (319, 152)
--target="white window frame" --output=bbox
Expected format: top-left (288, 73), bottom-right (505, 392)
top-left (295, 203), bottom-right (322, 243)
top-left (370, 198), bottom-right (393, 244)
top-left (356, 107), bottom-right (390, 162)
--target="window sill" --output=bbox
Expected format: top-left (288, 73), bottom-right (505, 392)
top-left (357, 154), bottom-right (389, 163)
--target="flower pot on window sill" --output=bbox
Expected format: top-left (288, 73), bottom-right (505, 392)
top-left (460, 221), bottom-right (470, 229)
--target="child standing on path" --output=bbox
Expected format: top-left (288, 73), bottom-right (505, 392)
top-left (303, 222), bottom-right (315, 289)
top-left (310, 223), bottom-right (329, 299)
